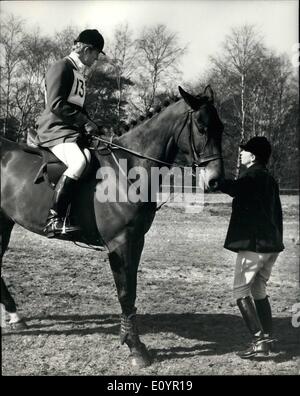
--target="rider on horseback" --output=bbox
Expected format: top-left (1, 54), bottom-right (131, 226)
top-left (36, 29), bottom-right (105, 237)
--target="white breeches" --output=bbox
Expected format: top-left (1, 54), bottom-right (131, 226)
top-left (233, 250), bottom-right (279, 300)
top-left (50, 142), bottom-right (91, 180)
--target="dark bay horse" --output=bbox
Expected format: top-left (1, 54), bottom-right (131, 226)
top-left (0, 86), bottom-right (224, 367)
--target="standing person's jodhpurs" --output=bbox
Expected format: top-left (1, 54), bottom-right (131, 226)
top-left (233, 251), bottom-right (279, 300)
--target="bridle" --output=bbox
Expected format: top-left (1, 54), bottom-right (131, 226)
top-left (174, 109), bottom-right (223, 167)
top-left (91, 106), bottom-right (222, 169)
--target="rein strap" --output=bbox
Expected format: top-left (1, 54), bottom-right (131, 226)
top-left (92, 135), bottom-right (176, 168)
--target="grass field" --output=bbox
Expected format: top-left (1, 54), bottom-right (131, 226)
top-left (1, 194), bottom-right (299, 376)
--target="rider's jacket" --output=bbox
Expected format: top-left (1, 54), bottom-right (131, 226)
top-left (36, 52), bottom-right (89, 147)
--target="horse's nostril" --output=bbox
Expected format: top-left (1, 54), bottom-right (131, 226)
top-left (209, 179), bottom-right (219, 191)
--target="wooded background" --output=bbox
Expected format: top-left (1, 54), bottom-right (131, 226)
top-left (0, 14), bottom-right (298, 187)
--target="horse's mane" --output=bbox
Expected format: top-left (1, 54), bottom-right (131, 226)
top-left (117, 90), bottom-right (213, 137)
top-left (118, 96), bottom-right (181, 135)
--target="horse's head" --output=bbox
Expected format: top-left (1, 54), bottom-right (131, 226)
top-left (174, 85), bottom-right (224, 192)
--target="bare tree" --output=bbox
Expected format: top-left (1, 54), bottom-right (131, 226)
top-left (251, 54), bottom-right (298, 184)
top-left (135, 24), bottom-right (187, 113)
top-left (13, 29), bottom-right (58, 139)
top-left (210, 25), bottom-right (265, 177)
top-left (108, 23), bottom-right (137, 129)
top-left (204, 24), bottom-right (298, 187)
top-left (0, 18), bottom-right (78, 141)
top-left (0, 13), bottom-right (25, 136)
top-left (53, 25), bottom-right (80, 58)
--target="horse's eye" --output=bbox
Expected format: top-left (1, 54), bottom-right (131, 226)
top-left (200, 125), bottom-right (208, 134)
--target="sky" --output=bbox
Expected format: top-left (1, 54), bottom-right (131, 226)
top-left (1, 0), bottom-right (298, 82)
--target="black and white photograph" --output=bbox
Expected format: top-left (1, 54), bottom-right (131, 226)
top-left (1, 0), bottom-right (299, 378)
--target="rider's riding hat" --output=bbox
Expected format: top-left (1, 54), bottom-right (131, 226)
top-left (240, 136), bottom-right (272, 164)
top-left (74, 29), bottom-right (105, 55)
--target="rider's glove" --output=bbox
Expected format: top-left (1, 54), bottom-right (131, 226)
top-left (84, 120), bottom-right (99, 135)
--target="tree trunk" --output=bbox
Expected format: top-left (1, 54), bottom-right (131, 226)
top-left (235, 73), bottom-right (246, 179)
top-left (4, 73), bottom-right (11, 137)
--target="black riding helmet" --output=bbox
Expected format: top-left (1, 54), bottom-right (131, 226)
top-left (240, 136), bottom-right (272, 165)
top-left (74, 29), bottom-right (105, 55)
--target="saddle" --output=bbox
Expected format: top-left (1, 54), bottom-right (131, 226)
top-left (22, 128), bottom-right (109, 188)
top-left (22, 143), bottom-right (97, 188)
top-left (22, 145), bottom-right (68, 188)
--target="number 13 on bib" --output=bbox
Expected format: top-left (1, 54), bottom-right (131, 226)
top-left (68, 70), bottom-right (86, 107)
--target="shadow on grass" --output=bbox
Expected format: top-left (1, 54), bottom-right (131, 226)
top-left (3, 313), bottom-right (299, 363)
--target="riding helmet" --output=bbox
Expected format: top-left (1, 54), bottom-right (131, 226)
top-left (74, 29), bottom-right (105, 54)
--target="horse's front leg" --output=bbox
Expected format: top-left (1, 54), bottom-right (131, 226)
top-left (108, 235), bottom-right (151, 368)
top-left (0, 213), bottom-right (27, 330)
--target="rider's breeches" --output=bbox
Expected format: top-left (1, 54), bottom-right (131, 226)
top-left (50, 143), bottom-right (91, 180)
top-left (233, 251), bottom-right (279, 300)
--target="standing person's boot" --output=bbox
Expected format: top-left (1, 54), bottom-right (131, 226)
top-left (254, 296), bottom-right (272, 336)
top-left (254, 296), bottom-right (276, 350)
top-left (44, 175), bottom-right (80, 238)
top-left (236, 296), bottom-right (271, 358)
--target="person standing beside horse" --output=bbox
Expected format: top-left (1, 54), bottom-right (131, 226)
top-left (219, 136), bottom-right (284, 358)
top-left (36, 29), bottom-right (105, 237)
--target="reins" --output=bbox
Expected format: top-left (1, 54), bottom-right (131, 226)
top-left (90, 135), bottom-right (176, 168)
top-left (90, 108), bottom-right (222, 168)
top-left (88, 113), bottom-right (194, 212)
top-left (93, 136), bottom-right (177, 211)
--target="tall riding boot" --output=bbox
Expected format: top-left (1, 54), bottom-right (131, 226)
top-left (254, 296), bottom-right (276, 351)
top-left (44, 175), bottom-right (80, 238)
top-left (254, 296), bottom-right (273, 337)
top-left (236, 296), bottom-right (270, 358)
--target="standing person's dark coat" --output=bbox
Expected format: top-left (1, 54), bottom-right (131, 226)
top-left (220, 163), bottom-right (284, 253)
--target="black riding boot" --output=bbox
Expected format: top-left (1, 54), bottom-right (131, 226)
top-left (254, 296), bottom-right (276, 351)
top-left (254, 296), bottom-right (273, 337)
top-left (44, 175), bottom-right (80, 238)
top-left (236, 296), bottom-right (271, 358)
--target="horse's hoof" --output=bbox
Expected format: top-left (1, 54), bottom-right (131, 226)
top-left (129, 353), bottom-right (151, 369)
top-left (9, 319), bottom-right (28, 330)
top-left (129, 344), bottom-right (152, 368)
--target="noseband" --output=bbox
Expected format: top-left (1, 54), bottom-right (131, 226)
top-left (175, 109), bottom-right (223, 167)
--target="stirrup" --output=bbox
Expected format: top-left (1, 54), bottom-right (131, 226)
top-left (44, 215), bottom-right (80, 238)
top-left (61, 213), bottom-right (81, 235)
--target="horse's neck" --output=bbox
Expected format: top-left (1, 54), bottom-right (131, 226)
top-left (116, 102), bottom-right (183, 167)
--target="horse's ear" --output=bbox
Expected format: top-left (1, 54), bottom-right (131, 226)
top-left (178, 86), bottom-right (201, 110)
top-left (204, 85), bottom-right (214, 103)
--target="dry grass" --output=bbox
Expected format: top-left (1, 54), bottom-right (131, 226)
top-left (1, 195), bottom-right (299, 376)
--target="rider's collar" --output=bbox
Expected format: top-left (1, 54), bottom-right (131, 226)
top-left (68, 51), bottom-right (86, 73)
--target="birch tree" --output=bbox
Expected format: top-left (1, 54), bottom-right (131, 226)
top-left (108, 23), bottom-right (136, 131)
top-left (134, 24), bottom-right (187, 113)
top-left (203, 24), bottom-right (298, 186)
top-left (210, 25), bottom-right (264, 177)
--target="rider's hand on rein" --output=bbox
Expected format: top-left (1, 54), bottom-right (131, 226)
top-left (84, 120), bottom-right (99, 135)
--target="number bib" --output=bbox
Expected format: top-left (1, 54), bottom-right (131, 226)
top-left (67, 70), bottom-right (86, 107)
